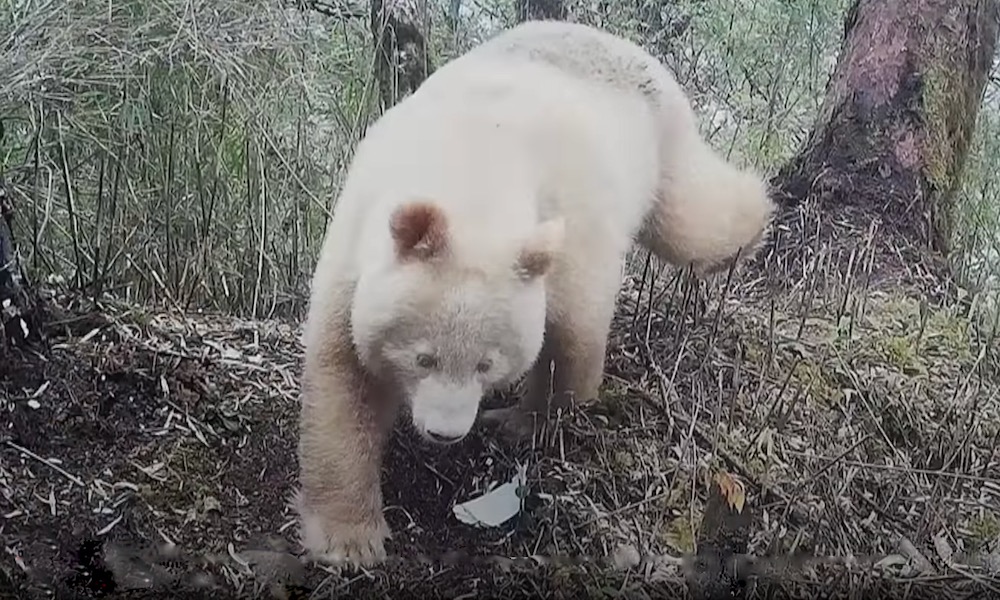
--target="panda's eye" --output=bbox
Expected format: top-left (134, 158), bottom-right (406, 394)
top-left (416, 353), bottom-right (439, 369)
top-left (476, 359), bottom-right (492, 374)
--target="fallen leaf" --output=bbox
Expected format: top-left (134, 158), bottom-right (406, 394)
top-left (932, 531), bottom-right (954, 567)
top-left (714, 471), bottom-right (746, 513)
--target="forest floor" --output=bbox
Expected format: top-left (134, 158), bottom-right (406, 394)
top-left (5, 232), bottom-right (1000, 599)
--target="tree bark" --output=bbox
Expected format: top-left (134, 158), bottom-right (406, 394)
top-left (771, 0), bottom-right (1000, 281)
top-left (370, 0), bottom-right (433, 111)
top-left (515, 0), bottom-right (566, 22)
top-left (0, 178), bottom-right (17, 302)
top-left (0, 118), bottom-right (19, 309)
top-left (0, 120), bottom-right (42, 354)
top-left (638, 2), bottom-right (692, 57)
top-left (295, 0), bottom-right (366, 20)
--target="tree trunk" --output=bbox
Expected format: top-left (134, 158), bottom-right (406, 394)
top-left (0, 182), bottom-right (18, 301)
top-left (0, 132), bottom-right (41, 354)
top-left (0, 118), bottom-right (19, 310)
top-left (770, 0), bottom-right (1000, 284)
top-left (370, 0), bottom-right (433, 111)
top-left (515, 0), bottom-right (566, 22)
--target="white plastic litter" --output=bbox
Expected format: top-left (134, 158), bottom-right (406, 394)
top-left (452, 463), bottom-right (528, 528)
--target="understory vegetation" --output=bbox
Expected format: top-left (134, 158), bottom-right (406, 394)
top-left (3, 0), bottom-right (1000, 597)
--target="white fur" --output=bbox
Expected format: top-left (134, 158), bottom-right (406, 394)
top-left (296, 19), bottom-right (775, 568)
top-left (318, 28), bottom-right (665, 438)
top-left (409, 377), bottom-right (483, 443)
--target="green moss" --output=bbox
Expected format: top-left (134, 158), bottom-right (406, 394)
top-left (610, 449), bottom-right (636, 472)
top-left (594, 382), bottom-right (631, 428)
top-left (660, 473), bottom-right (694, 511)
top-left (861, 294), bottom-right (921, 332)
top-left (876, 335), bottom-right (924, 375)
top-left (922, 65), bottom-right (955, 191)
top-left (857, 295), bottom-right (972, 371)
top-left (967, 514), bottom-right (1000, 550)
top-left (791, 360), bottom-right (842, 404)
top-left (744, 456), bottom-right (769, 480)
top-left (743, 339), bottom-right (766, 366)
top-left (128, 309), bottom-right (154, 328)
top-left (598, 380), bottom-right (630, 405)
top-left (661, 514), bottom-right (699, 553)
top-left (922, 57), bottom-right (977, 252)
top-left (922, 308), bottom-right (973, 361)
top-left (648, 474), bottom-right (704, 553)
top-left (735, 294), bottom-right (979, 433)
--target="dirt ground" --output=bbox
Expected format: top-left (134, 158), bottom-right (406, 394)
top-left (4, 240), bottom-right (1000, 598)
top-left (0, 289), bottom-right (693, 599)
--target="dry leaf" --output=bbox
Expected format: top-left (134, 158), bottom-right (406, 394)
top-left (714, 471), bottom-right (746, 513)
top-left (898, 536), bottom-right (935, 575)
top-left (932, 531), bottom-right (954, 567)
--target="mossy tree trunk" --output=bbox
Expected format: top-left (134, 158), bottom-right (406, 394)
top-left (774, 0), bottom-right (1000, 267)
top-left (370, 0), bottom-right (433, 111)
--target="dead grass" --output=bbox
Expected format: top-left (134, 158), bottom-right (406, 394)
top-left (4, 201), bottom-right (1000, 598)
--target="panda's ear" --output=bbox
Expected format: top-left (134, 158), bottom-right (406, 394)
top-left (390, 200), bottom-right (449, 262)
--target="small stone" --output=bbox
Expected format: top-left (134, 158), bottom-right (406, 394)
top-left (612, 544), bottom-right (641, 570)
